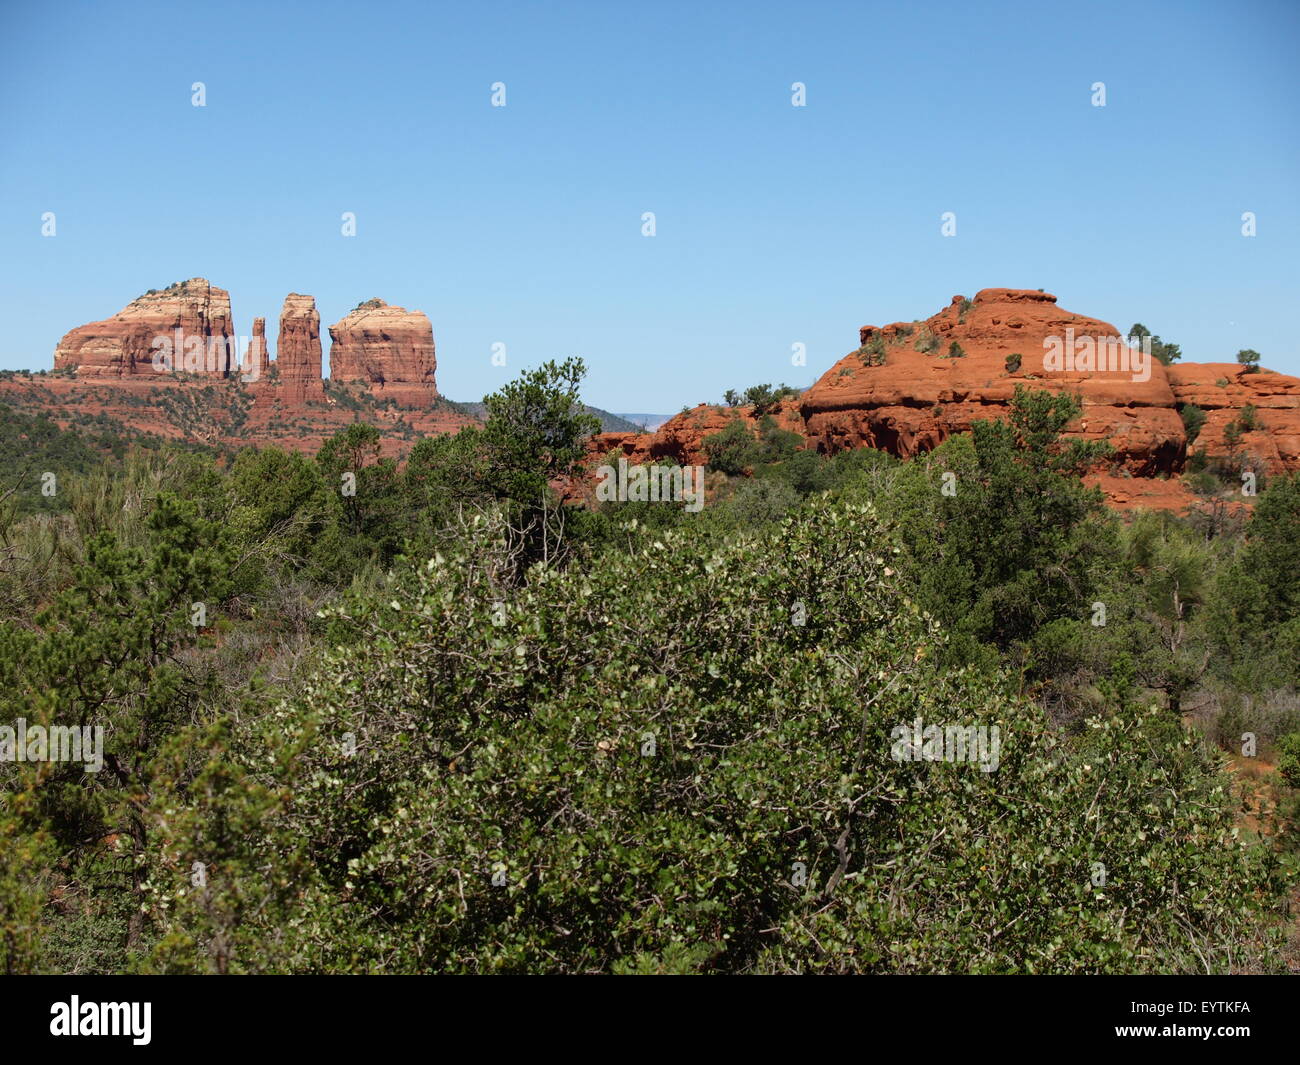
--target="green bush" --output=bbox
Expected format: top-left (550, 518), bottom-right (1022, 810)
top-left (702, 417), bottom-right (759, 475)
top-left (1180, 404), bottom-right (1206, 446)
top-left (1277, 733), bottom-right (1300, 788)
top-left (144, 498), bottom-right (1285, 974)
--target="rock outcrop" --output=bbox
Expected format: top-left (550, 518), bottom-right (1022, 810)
top-left (593, 401), bottom-right (805, 468)
top-left (1166, 363), bottom-right (1300, 475)
top-left (328, 299), bottom-right (437, 405)
top-left (53, 278), bottom-right (238, 377)
top-left (275, 294), bottom-right (324, 402)
top-left (800, 288), bottom-right (1185, 476)
top-left (30, 279), bottom-right (472, 460)
top-left (247, 318), bottom-right (267, 380)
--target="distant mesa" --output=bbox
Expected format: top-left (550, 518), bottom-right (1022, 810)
top-left (50, 281), bottom-right (437, 406)
top-left (27, 278), bottom-right (470, 459)
top-left (799, 287), bottom-right (1185, 474)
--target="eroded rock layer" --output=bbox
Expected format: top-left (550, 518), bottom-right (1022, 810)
top-left (327, 299), bottom-right (438, 405)
top-left (53, 278), bottom-right (238, 377)
top-left (275, 294), bottom-right (324, 403)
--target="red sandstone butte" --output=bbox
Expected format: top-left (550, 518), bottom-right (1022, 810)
top-left (53, 278), bottom-right (238, 377)
top-left (275, 294), bottom-right (325, 402)
top-left (13, 279), bottom-right (476, 460)
top-left (800, 288), bottom-right (1184, 476)
top-left (328, 299), bottom-right (438, 405)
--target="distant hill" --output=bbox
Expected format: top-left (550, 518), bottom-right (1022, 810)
top-left (612, 412), bottom-right (673, 432)
top-left (449, 400), bottom-right (643, 433)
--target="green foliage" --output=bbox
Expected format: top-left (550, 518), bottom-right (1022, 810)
top-left (706, 476), bottom-right (800, 527)
top-left (480, 357), bottom-right (600, 505)
top-left (0, 491), bottom-right (236, 968)
top-left (1128, 323), bottom-right (1181, 365)
top-left (1005, 352), bottom-right (1022, 373)
top-left (315, 423), bottom-right (404, 566)
top-left (1208, 473), bottom-right (1300, 691)
top-left (1, 362), bottom-right (1295, 976)
top-left (859, 336), bottom-right (887, 366)
top-left (0, 404), bottom-right (128, 515)
top-left (702, 417), bottom-right (758, 475)
top-left (738, 383), bottom-right (799, 415)
top-left (1277, 733), bottom-right (1300, 788)
top-left (1237, 349), bottom-right (1261, 373)
top-left (947, 341), bottom-right (966, 358)
top-left (1180, 404), bottom-right (1206, 446)
top-left (755, 415), bottom-right (802, 463)
top-left (873, 387), bottom-right (1114, 657)
top-left (187, 499), bottom-right (1282, 973)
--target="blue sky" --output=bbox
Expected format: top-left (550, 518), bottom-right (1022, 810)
top-left (2, 0), bottom-right (1297, 410)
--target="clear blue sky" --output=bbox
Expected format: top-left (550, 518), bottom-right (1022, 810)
top-left (2, 0), bottom-right (1297, 411)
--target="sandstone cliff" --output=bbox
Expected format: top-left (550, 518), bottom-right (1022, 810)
top-left (53, 278), bottom-right (238, 377)
top-left (800, 288), bottom-right (1184, 476)
top-left (594, 401), bottom-right (805, 468)
top-left (28, 281), bottom-right (472, 459)
top-left (1166, 362), bottom-right (1300, 474)
top-left (247, 318), bottom-right (267, 380)
top-left (328, 299), bottom-right (438, 405)
top-left (275, 294), bottom-right (325, 402)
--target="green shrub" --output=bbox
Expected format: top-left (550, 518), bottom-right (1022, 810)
top-left (1180, 404), bottom-right (1206, 446)
top-left (1277, 733), bottom-right (1300, 787)
top-left (166, 498), bottom-right (1286, 974)
top-left (702, 417), bottom-right (759, 475)
top-left (916, 330), bottom-right (940, 354)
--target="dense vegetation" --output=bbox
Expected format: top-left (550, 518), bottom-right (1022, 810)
top-left (1, 365), bottom-right (1297, 974)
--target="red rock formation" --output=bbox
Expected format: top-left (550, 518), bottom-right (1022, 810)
top-left (25, 279), bottom-right (471, 460)
top-left (800, 289), bottom-right (1184, 475)
top-left (53, 278), bottom-right (237, 377)
top-left (328, 299), bottom-right (437, 405)
top-left (1166, 363), bottom-right (1300, 476)
top-left (275, 294), bottom-right (324, 402)
top-left (592, 401), bottom-right (805, 468)
top-left (588, 289), bottom-right (1300, 513)
top-left (246, 318), bottom-right (267, 382)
